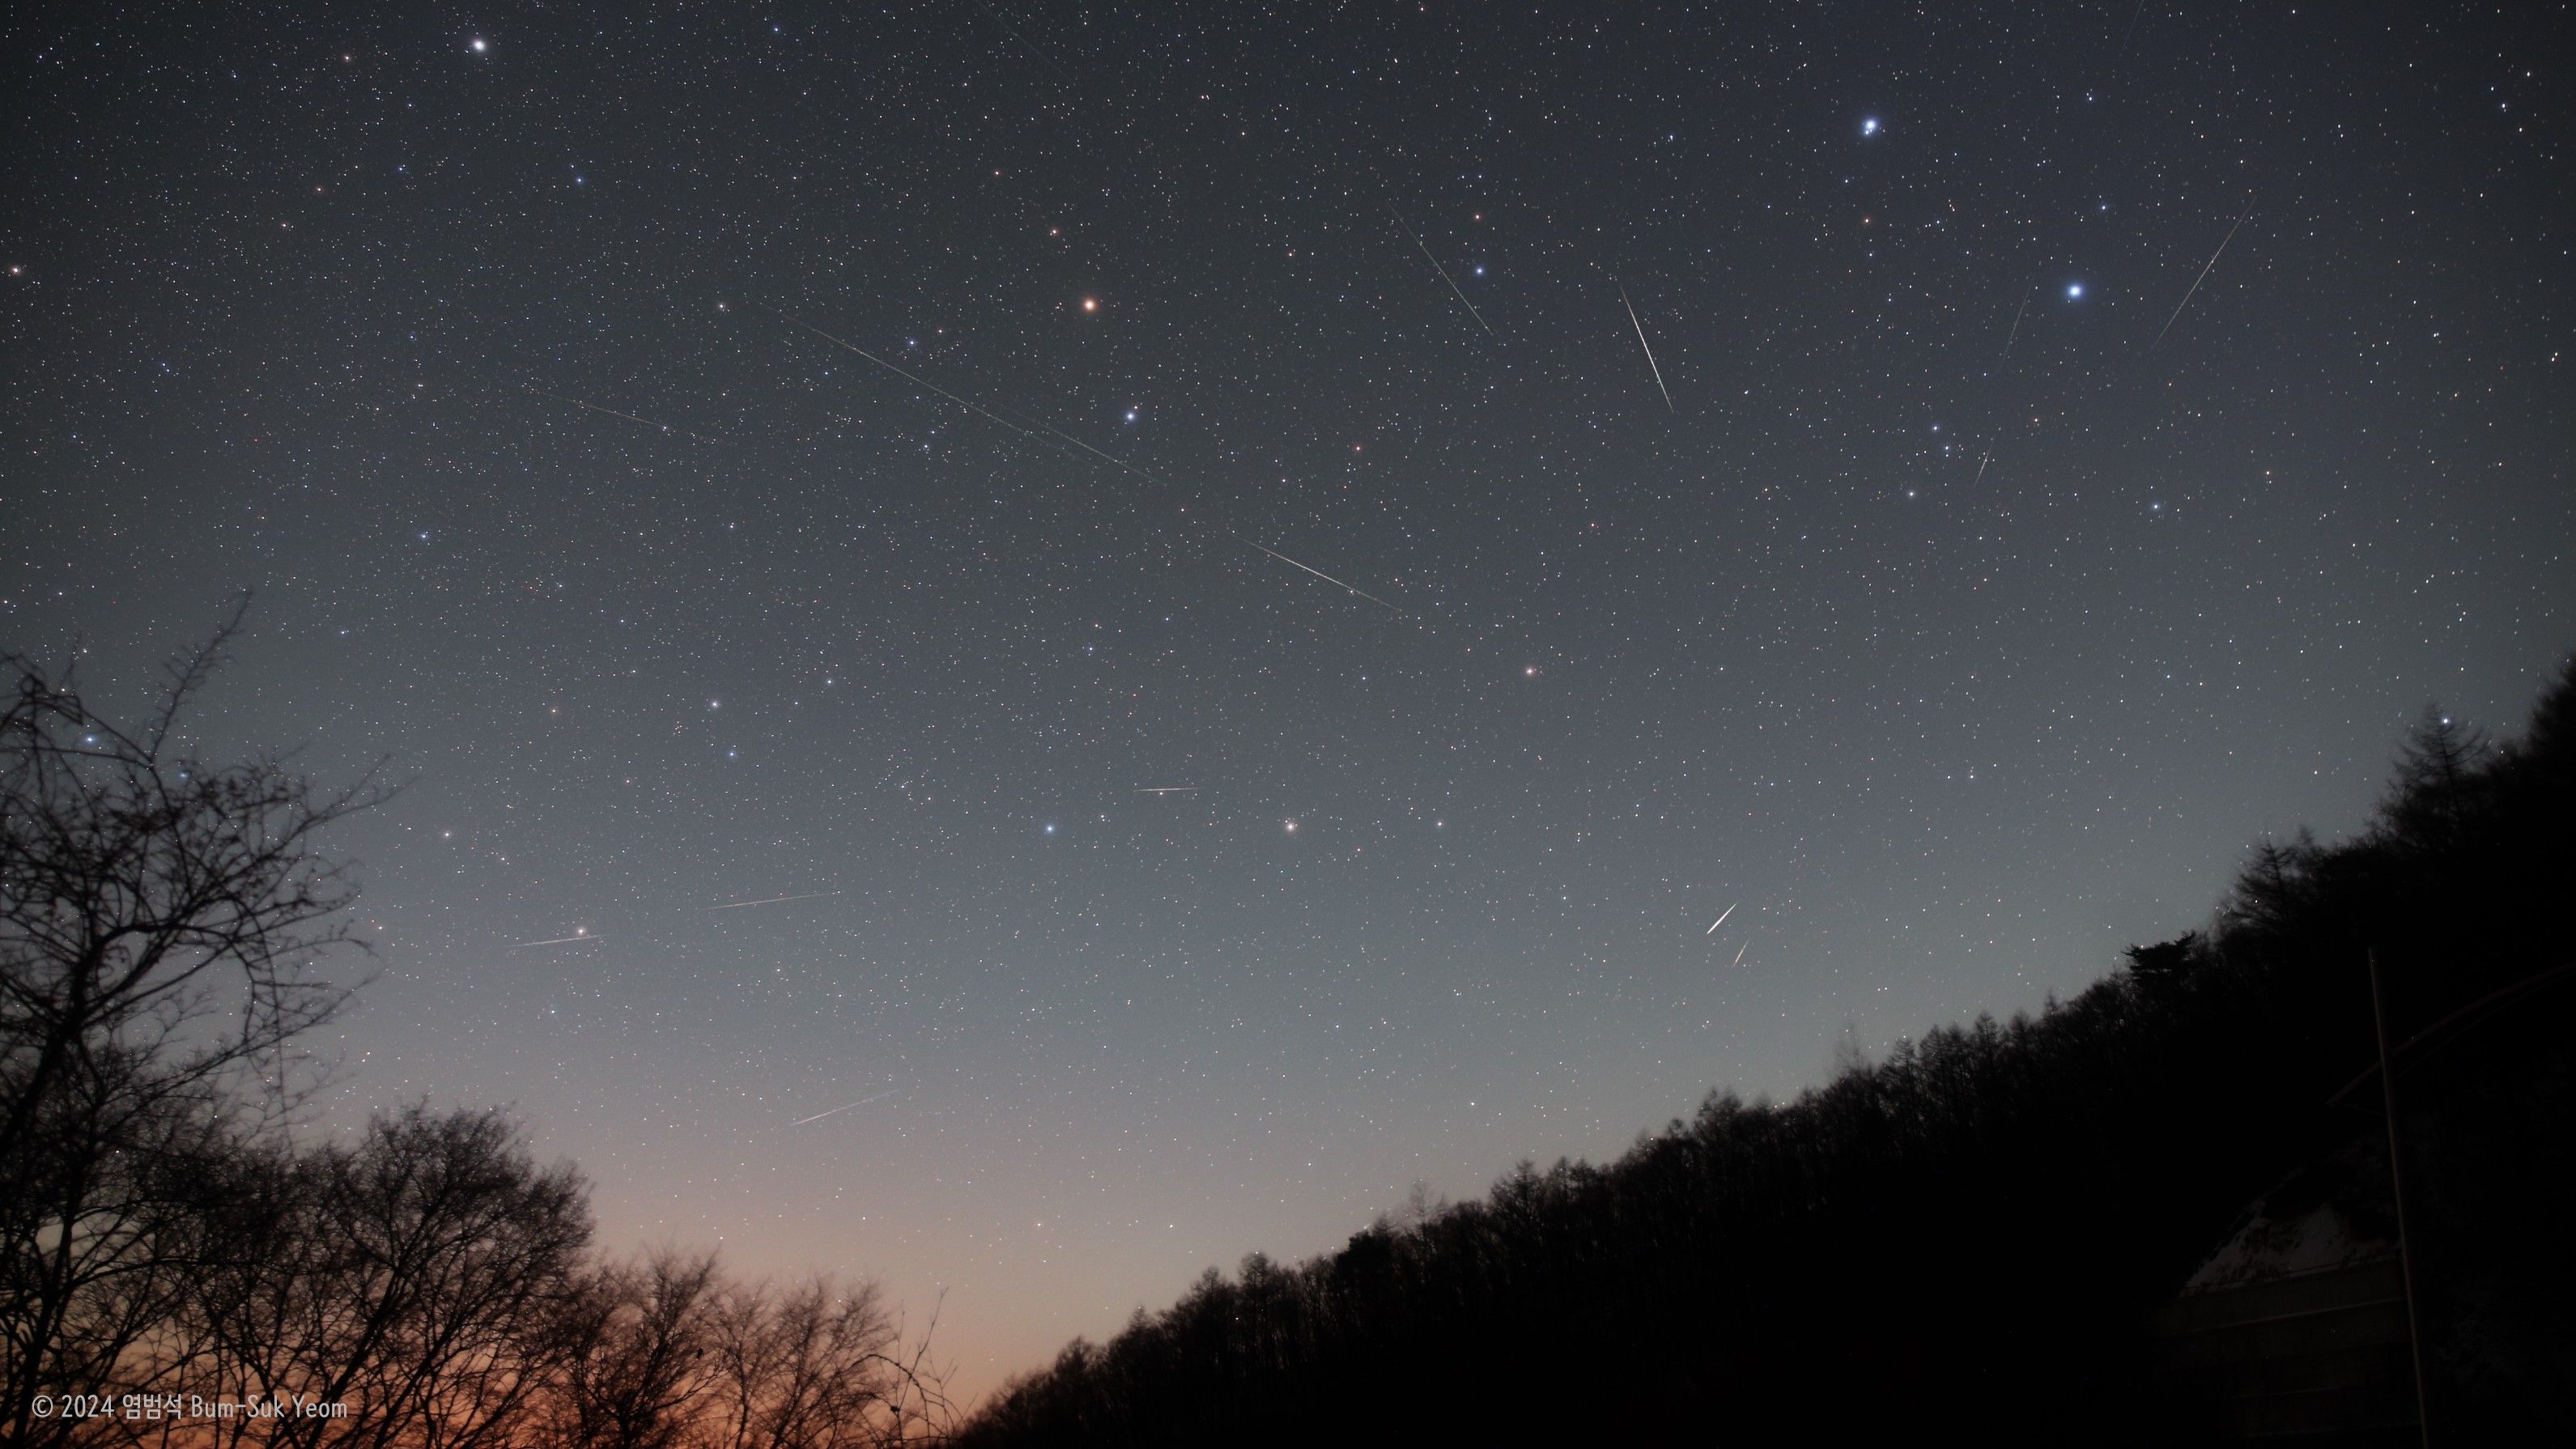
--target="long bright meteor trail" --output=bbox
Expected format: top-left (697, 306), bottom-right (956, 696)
top-left (1705, 902), bottom-right (1738, 935)
top-left (525, 385), bottom-right (726, 444)
top-left (2154, 198), bottom-right (2255, 347)
top-left (1135, 786), bottom-right (1201, 794)
top-left (1389, 205), bottom-right (1495, 338)
top-left (1232, 534), bottom-right (1401, 612)
top-left (788, 1088), bottom-right (900, 1128)
top-left (707, 890), bottom-right (844, 911)
top-left (1620, 287), bottom-right (1674, 412)
top-left (508, 933), bottom-right (603, 950)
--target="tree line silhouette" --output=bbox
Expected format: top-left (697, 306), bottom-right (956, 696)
top-left (1, 614), bottom-right (952, 1449)
top-left (954, 667), bottom-right (2576, 1445)
top-left (11, 612), bottom-right (2566, 1446)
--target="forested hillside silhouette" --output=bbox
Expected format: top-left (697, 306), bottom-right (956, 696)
top-left (957, 665), bottom-right (2576, 1446)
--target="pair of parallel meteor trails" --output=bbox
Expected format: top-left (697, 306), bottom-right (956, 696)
top-left (1977, 196), bottom-right (2255, 482)
top-left (1705, 901), bottom-right (1750, 967)
top-left (1386, 202), bottom-right (1677, 414)
top-left (504, 890), bottom-right (843, 949)
top-left (1999, 195), bottom-right (2255, 361)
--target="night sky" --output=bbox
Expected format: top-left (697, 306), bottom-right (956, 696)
top-left (7, 1), bottom-right (2569, 1398)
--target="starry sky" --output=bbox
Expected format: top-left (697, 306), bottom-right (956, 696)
top-left (6, 0), bottom-right (2570, 1400)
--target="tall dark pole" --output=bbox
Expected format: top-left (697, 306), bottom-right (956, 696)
top-left (2370, 949), bottom-right (2433, 1447)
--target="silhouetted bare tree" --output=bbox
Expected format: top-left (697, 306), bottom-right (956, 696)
top-left (708, 1275), bottom-right (904, 1449)
top-left (5, 614), bottom-right (954, 1449)
top-left (544, 1250), bottom-right (725, 1449)
top-left (3, 606), bottom-right (386, 1448)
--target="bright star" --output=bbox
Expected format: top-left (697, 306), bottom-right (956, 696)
top-left (1861, 117), bottom-right (1880, 136)
top-left (470, 37), bottom-right (487, 52)
top-left (2067, 283), bottom-right (2085, 299)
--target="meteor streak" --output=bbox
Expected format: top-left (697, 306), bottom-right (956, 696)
top-left (2153, 197), bottom-right (2255, 348)
top-left (772, 308), bottom-right (1042, 440)
top-left (1731, 941), bottom-right (1749, 968)
top-left (1135, 786), bottom-right (1201, 795)
top-left (507, 932), bottom-right (603, 950)
top-left (971, 0), bottom-right (1076, 85)
top-left (1620, 286), bottom-right (1675, 413)
top-left (1388, 205), bottom-right (1494, 338)
top-left (1232, 534), bottom-right (1401, 612)
top-left (525, 385), bottom-right (726, 444)
top-left (788, 1088), bottom-right (900, 1127)
top-left (707, 890), bottom-right (844, 911)
top-left (1705, 902), bottom-right (1737, 935)
top-left (774, 308), bottom-right (1167, 485)
top-left (2001, 293), bottom-right (2030, 359)
top-left (776, 307), bottom-right (1396, 618)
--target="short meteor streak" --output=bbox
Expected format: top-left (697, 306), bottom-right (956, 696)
top-left (1705, 902), bottom-right (1738, 935)
top-left (1135, 786), bottom-right (1201, 795)
top-left (1975, 450), bottom-right (1994, 486)
top-left (508, 932), bottom-right (603, 950)
top-left (2001, 293), bottom-right (2031, 359)
top-left (788, 1088), bottom-right (900, 1127)
top-left (1389, 206), bottom-right (1494, 338)
top-left (2154, 197), bottom-right (2255, 348)
top-left (1233, 534), bottom-right (1401, 612)
top-left (2117, 0), bottom-right (2151, 57)
top-left (707, 890), bottom-right (844, 911)
top-left (1621, 287), bottom-right (1676, 413)
top-left (1731, 941), bottom-right (1749, 968)
top-left (525, 385), bottom-right (726, 444)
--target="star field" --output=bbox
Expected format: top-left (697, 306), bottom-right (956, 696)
top-left (6, 0), bottom-right (2570, 1397)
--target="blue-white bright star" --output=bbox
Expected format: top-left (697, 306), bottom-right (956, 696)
top-left (1861, 117), bottom-right (1880, 136)
top-left (2066, 282), bottom-right (2085, 300)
